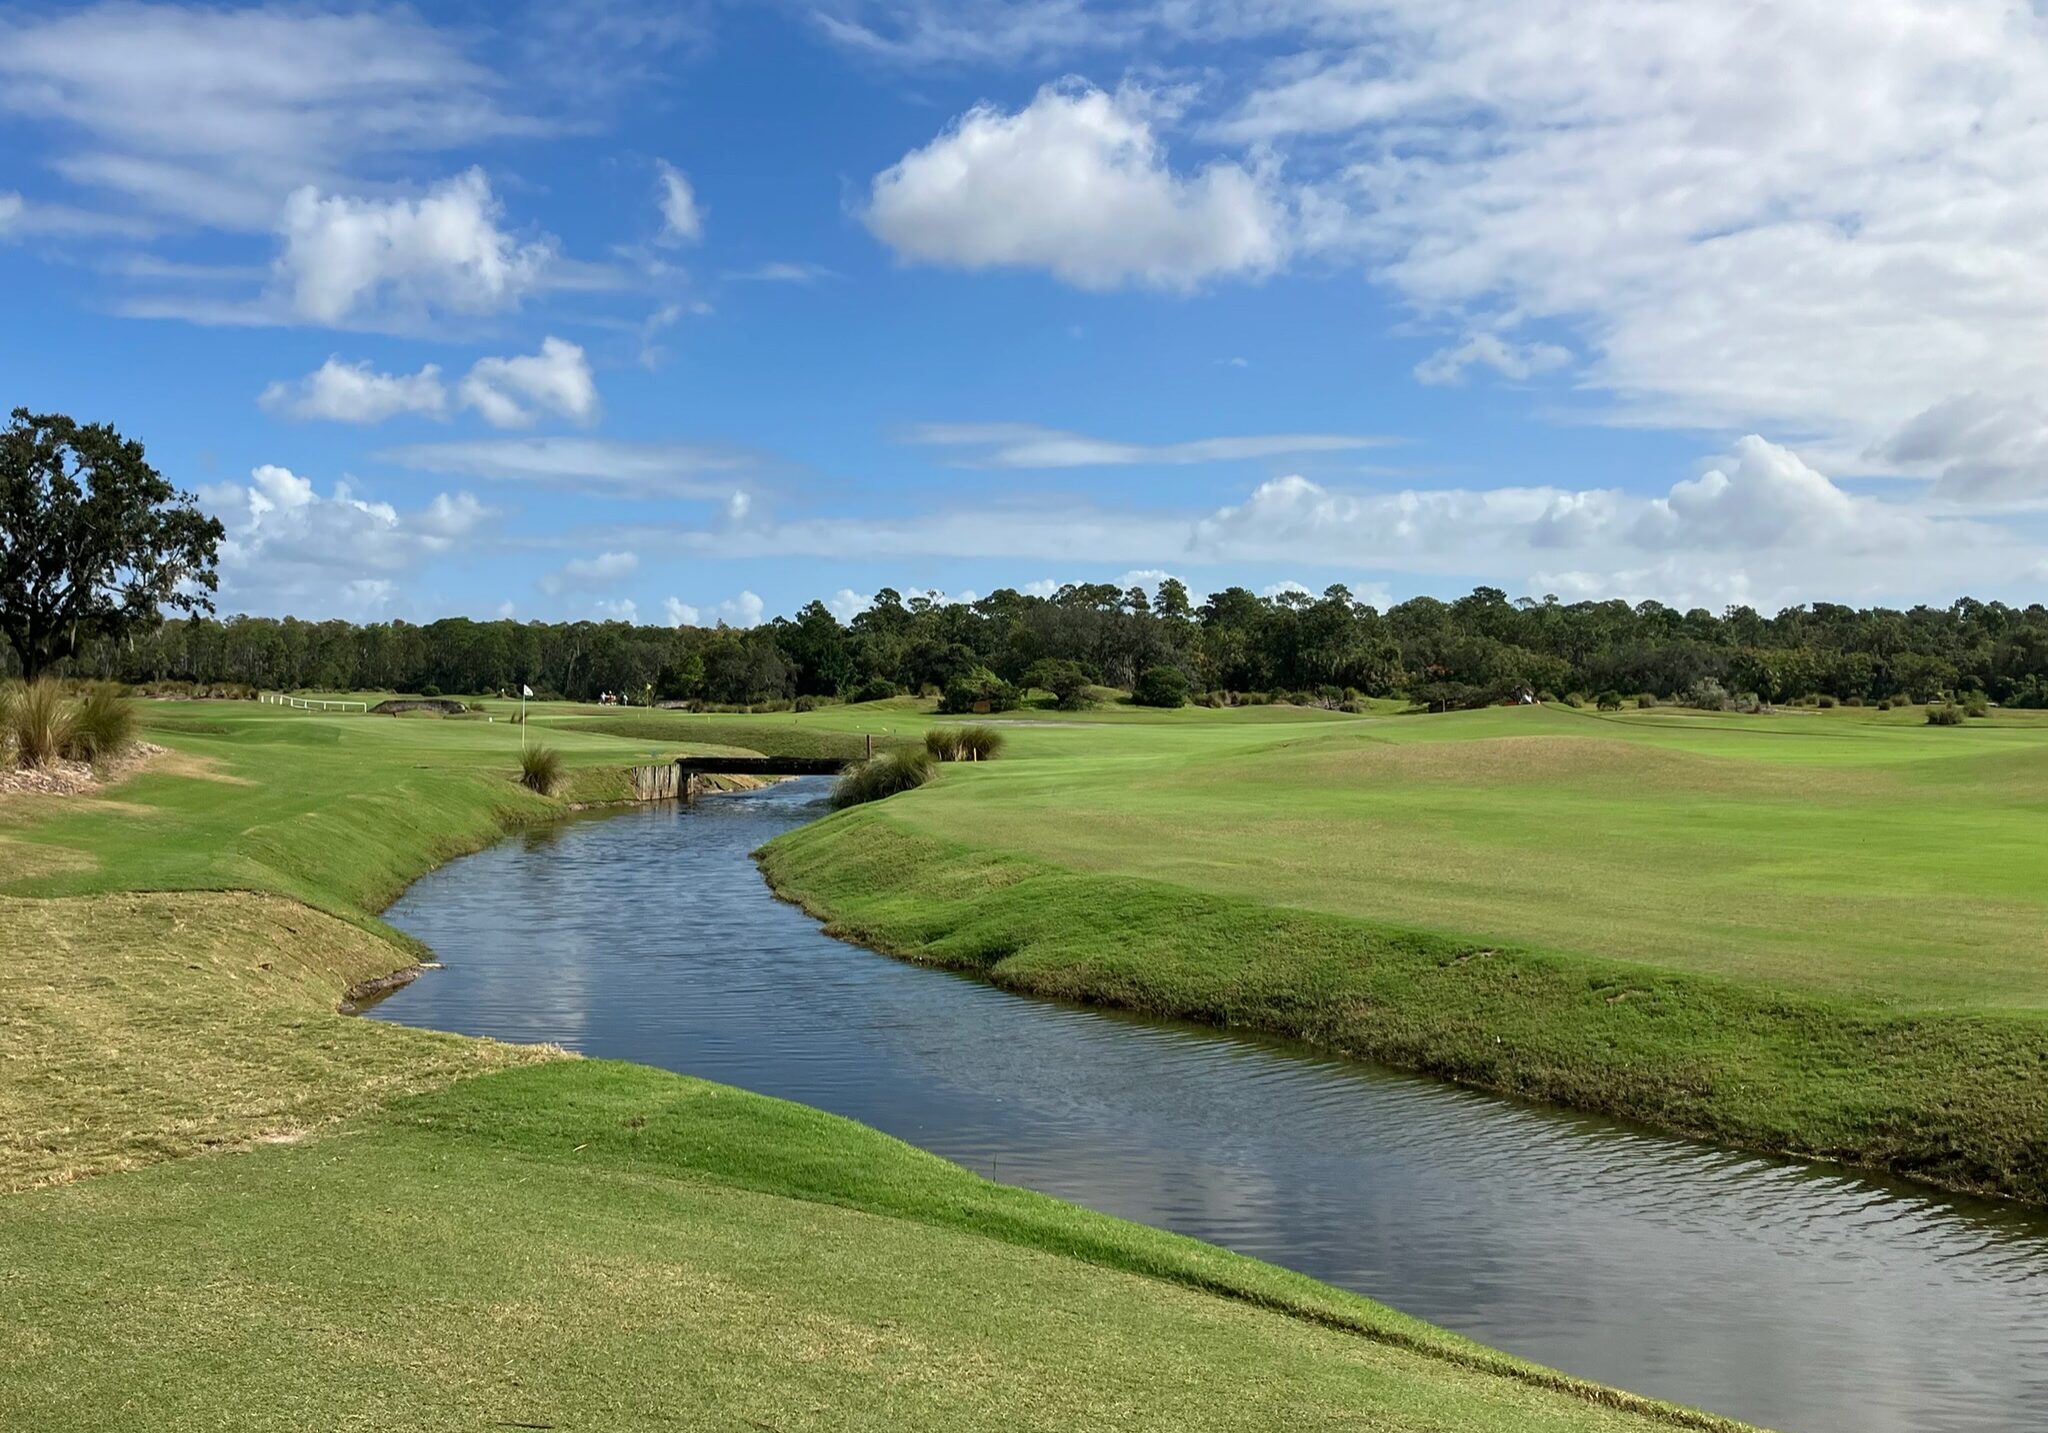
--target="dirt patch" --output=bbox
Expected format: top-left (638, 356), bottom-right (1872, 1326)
top-left (0, 742), bottom-right (168, 800)
top-left (153, 749), bottom-right (256, 785)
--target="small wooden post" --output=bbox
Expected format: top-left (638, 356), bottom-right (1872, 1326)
top-left (866, 734), bottom-right (874, 759)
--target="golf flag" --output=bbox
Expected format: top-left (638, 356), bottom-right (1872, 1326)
top-left (521, 684), bottom-right (534, 698)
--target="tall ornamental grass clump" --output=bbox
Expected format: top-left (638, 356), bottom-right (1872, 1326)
top-left (3, 679), bottom-right (77, 769)
top-left (832, 748), bottom-right (934, 808)
top-left (519, 744), bottom-right (564, 795)
top-left (66, 684), bottom-right (138, 762)
top-left (923, 725), bottom-right (1005, 762)
top-left (1926, 702), bottom-right (1965, 727)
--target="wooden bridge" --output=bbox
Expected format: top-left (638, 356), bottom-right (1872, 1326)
top-left (673, 753), bottom-right (861, 779)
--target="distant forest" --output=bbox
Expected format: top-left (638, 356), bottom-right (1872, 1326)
top-left (19, 581), bottom-right (2048, 711)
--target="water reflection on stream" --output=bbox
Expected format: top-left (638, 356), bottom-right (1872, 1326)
top-left (371, 781), bottom-right (2048, 1433)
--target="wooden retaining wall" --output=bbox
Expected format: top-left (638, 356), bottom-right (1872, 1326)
top-left (629, 764), bottom-right (686, 801)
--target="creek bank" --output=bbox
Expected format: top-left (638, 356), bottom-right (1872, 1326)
top-left (756, 808), bottom-right (2048, 1206)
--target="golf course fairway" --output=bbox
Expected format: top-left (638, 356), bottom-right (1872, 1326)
top-left (0, 698), bottom-right (1741, 1433)
top-left (756, 698), bottom-right (2048, 1202)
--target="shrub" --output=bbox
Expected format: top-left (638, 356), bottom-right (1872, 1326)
top-left (1637, 694), bottom-right (1657, 709)
top-left (1023, 658), bottom-right (1096, 710)
top-left (850, 678), bottom-right (898, 703)
top-left (1686, 677), bottom-right (1731, 711)
top-left (66, 684), bottom-right (137, 762)
top-left (1595, 689), bottom-right (1624, 711)
top-left (519, 744), bottom-right (564, 794)
top-left (1561, 692), bottom-right (1584, 709)
top-left (1132, 665), bottom-right (1190, 708)
top-left (793, 695), bottom-right (820, 713)
top-left (1844, 695), bottom-right (1864, 707)
top-left (1817, 694), bottom-right (1838, 709)
top-left (420, 684), bottom-right (442, 698)
top-left (1877, 699), bottom-right (1893, 712)
top-left (938, 667), bottom-right (1019, 715)
top-left (831, 748), bottom-right (934, 808)
top-left (1926, 702), bottom-right (1964, 726)
top-left (4, 679), bottom-right (74, 769)
top-left (1537, 690), bottom-right (1560, 704)
top-left (1963, 690), bottom-right (1990, 718)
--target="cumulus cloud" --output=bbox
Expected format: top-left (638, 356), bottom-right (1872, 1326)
top-left (826, 588), bottom-right (872, 621)
top-left (621, 435), bottom-right (2025, 608)
top-left (905, 422), bottom-right (1389, 467)
top-left (276, 168), bottom-right (553, 326)
top-left (259, 358), bottom-right (447, 424)
top-left (664, 591), bottom-right (765, 628)
top-left (654, 160), bottom-right (702, 245)
top-left (539, 551), bottom-right (639, 595)
top-left (203, 462), bottom-right (492, 613)
top-left (261, 340), bottom-right (597, 428)
top-left (865, 81), bottom-right (1288, 290)
top-left (456, 338), bottom-right (599, 428)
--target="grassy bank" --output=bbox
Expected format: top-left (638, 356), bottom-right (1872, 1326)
top-left (0, 699), bottom-right (1731, 1431)
top-left (758, 701), bottom-right (2048, 1201)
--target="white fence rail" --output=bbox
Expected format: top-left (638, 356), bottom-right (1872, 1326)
top-left (259, 693), bottom-right (367, 713)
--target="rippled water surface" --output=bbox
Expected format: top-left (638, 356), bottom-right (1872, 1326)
top-left (373, 782), bottom-right (2048, 1433)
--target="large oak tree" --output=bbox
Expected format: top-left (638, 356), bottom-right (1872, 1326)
top-left (0, 408), bottom-right (223, 680)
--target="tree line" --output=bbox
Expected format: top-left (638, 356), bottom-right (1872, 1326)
top-left (20, 581), bottom-right (2048, 711)
top-left (5, 408), bottom-right (2046, 710)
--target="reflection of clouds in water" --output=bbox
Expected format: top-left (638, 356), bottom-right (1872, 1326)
top-left (375, 784), bottom-right (2048, 1433)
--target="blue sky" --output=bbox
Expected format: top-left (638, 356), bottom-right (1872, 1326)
top-left (3, 0), bottom-right (2046, 627)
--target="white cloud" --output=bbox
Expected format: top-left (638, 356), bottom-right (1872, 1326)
top-left (594, 597), bottom-right (640, 623)
top-left (259, 358), bottom-right (447, 424)
top-left (1876, 393), bottom-right (2048, 504)
top-left (377, 437), bottom-right (759, 500)
top-left (1415, 333), bottom-right (1573, 387)
top-left (827, 588), bottom-right (872, 621)
top-left (277, 169), bottom-right (553, 326)
top-left (203, 462), bottom-right (493, 613)
top-left (0, 188), bottom-right (148, 240)
top-left (0, 5), bottom-right (544, 231)
top-left (457, 338), bottom-right (599, 429)
top-left (1206, 1), bottom-right (2048, 472)
top-left (813, 0), bottom-right (1142, 64)
top-left (261, 340), bottom-right (599, 428)
top-left (1262, 580), bottom-right (1312, 599)
top-left (866, 81), bottom-right (1288, 290)
top-left (618, 434), bottom-right (2032, 607)
top-left (654, 160), bottom-right (702, 245)
top-left (664, 591), bottom-right (765, 628)
top-left (1631, 437), bottom-right (1927, 554)
top-left (905, 422), bottom-right (1391, 468)
top-left (540, 551), bottom-right (639, 595)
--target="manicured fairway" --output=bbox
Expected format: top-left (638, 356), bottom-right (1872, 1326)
top-left (799, 701), bottom-right (2048, 1009)
top-left (753, 698), bottom-right (2048, 1200)
top-left (0, 699), bottom-right (1725, 1433)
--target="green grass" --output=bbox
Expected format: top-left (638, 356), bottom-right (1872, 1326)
top-left (0, 698), bottom-right (1728, 1431)
top-left (0, 1061), bottom-right (1737, 1433)
top-left (759, 700), bottom-right (2048, 1200)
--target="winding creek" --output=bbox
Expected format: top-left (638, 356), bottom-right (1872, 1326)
top-left (370, 780), bottom-right (2048, 1433)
